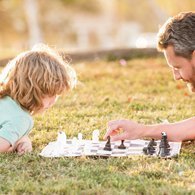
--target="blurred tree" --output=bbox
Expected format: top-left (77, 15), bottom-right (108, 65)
top-left (23, 0), bottom-right (42, 47)
top-left (156, 0), bottom-right (195, 16)
top-left (60, 0), bottom-right (100, 13)
top-left (147, 0), bottom-right (168, 23)
top-left (116, 0), bottom-right (163, 31)
top-left (0, 0), bottom-right (27, 49)
top-left (0, 0), bottom-right (194, 52)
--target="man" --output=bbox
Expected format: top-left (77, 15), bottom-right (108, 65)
top-left (104, 12), bottom-right (195, 142)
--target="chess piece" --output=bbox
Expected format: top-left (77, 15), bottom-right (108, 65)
top-left (55, 131), bottom-right (67, 155)
top-left (162, 132), bottom-right (170, 148)
top-left (143, 139), bottom-right (156, 155)
top-left (147, 145), bottom-right (156, 155)
top-left (143, 146), bottom-right (148, 155)
top-left (57, 131), bottom-right (67, 146)
top-left (70, 137), bottom-right (80, 153)
top-left (148, 139), bottom-right (157, 155)
top-left (148, 139), bottom-right (157, 147)
top-left (103, 136), bottom-right (112, 151)
top-left (92, 129), bottom-right (100, 143)
top-left (158, 132), bottom-right (171, 157)
top-left (78, 133), bottom-right (83, 141)
top-left (118, 140), bottom-right (126, 149)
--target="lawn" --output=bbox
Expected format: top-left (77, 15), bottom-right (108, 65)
top-left (0, 57), bottom-right (195, 194)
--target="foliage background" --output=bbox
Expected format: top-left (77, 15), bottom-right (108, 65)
top-left (0, 0), bottom-right (194, 53)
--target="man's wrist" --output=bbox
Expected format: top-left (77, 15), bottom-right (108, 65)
top-left (137, 123), bottom-right (148, 138)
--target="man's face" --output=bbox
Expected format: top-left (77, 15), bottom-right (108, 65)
top-left (164, 45), bottom-right (195, 92)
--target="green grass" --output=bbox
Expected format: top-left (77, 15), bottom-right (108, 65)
top-left (1, 57), bottom-right (195, 194)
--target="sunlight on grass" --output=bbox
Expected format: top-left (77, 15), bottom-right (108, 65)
top-left (0, 57), bottom-right (195, 194)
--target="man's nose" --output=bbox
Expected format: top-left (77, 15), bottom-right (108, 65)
top-left (173, 69), bottom-right (182, 80)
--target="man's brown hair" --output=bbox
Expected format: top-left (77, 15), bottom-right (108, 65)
top-left (157, 12), bottom-right (195, 59)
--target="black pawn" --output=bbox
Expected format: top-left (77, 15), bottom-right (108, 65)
top-left (118, 140), bottom-right (126, 149)
top-left (103, 136), bottom-right (112, 151)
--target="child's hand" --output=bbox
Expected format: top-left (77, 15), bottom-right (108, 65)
top-left (103, 119), bottom-right (144, 141)
top-left (16, 140), bottom-right (32, 155)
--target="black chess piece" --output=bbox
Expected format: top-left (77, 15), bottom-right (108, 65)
top-left (148, 139), bottom-right (157, 155)
top-left (158, 132), bottom-right (171, 157)
top-left (143, 146), bottom-right (148, 155)
top-left (103, 136), bottom-right (112, 151)
top-left (147, 145), bottom-right (156, 155)
top-left (148, 139), bottom-right (157, 147)
top-left (118, 140), bottom-right (126, 149)
top-left (143, 139), bottom-right (156, 155)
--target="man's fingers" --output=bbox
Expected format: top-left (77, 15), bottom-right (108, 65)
top-left (103, 125), bottom-right (120, 140)
top-left (103, 129), bottom-right (119, 140)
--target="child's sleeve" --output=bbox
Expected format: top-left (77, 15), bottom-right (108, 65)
top-left (0, 116), bottom-right (33, 146)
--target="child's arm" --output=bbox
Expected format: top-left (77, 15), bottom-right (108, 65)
top-left (15, 136), bottom-right (32, 155)
top-left (0, 137), bottom-right (12, 152)
top-left (0, 136), bottom-right (32, 154)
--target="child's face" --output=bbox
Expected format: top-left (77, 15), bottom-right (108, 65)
top-left (40, 95), bottom-right (58, 113)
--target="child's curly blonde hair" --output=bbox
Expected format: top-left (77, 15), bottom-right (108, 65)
top-left (0, 44), bottom-right (77, 114)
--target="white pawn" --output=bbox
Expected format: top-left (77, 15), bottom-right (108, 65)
top-left (56, 131), bottom-right (67, 155)
top-left (78, 133), bottom-right (83, 141)
top-left (92, 129), bottom-right (100, 143)
top-left (72, 137), bottom-right (78, 145)
top-left (84, 142), bottom-right (92, 155)
top-left (71, 137), bottom-right (79, 153)
top-left (57, 131), bottom-right (67, 146)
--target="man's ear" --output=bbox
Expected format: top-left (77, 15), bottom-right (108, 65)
top-left (192, 50), bottom-right (195, 64)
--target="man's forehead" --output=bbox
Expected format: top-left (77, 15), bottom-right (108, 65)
top-left (164, 46), bottom-right (179, 66)
top-left (164, 48), bottom-right (173, 63)
top-left (164, 46), bottom-right (175, 57)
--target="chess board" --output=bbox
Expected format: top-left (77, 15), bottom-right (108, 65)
top-left (40, 139), bottom-right (182, 158)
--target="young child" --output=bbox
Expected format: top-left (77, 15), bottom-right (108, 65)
top-left (0, 44), bottom-right (77, 155)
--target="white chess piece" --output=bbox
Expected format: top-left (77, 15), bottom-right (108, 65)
top-left (55, 131), bottom-right (67, 155)
top-left (57, 131), bottom-right (67, 146)
top-left (71, 137), bottom-right (79, 153)
top-left (78, 133), bottom-right (83, 141)
top-left (92, 129), bottom-right (100, 143)
top-left (84, 142), bottom-right (92, 155)
top-left (72, 137), bottom-right (78, 145)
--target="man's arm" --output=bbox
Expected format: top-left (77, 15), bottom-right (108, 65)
top-left (104, 117), bottom-right (195, 141)
top-left (144, 117), bottom-right (195, 141)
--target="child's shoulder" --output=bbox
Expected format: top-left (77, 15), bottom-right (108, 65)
top-left (0, 96), bottom-right (32, 119)
top-left (0, 96), bottom-right (18, 107)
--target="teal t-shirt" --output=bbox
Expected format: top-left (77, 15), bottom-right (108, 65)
top-left (0, 96), bottom-right (33, 146)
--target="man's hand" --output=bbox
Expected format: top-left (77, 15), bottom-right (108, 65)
top-left (16, 136), bottom-right (32, 155)
top-left (103, 119), bottom-right (144, 141)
